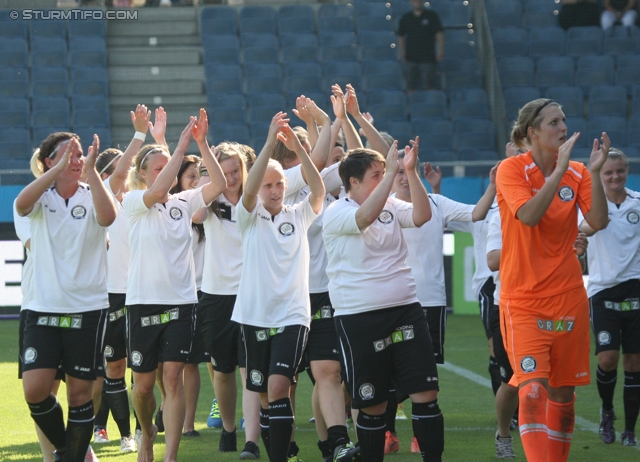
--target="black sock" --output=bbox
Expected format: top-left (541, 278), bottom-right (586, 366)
top-left (624, 370), bottom-right (640, 432)
top-left (269, 398), bottom-right (294, 462)
top-left (356, 410), bottom-right (385, 462)
top-left (327, 424), bottom-right (350, 452)
top-left (94, 384), bottom-right (109, 429)
top-left (597, 366), bottom-right (617, 411)
top-left (105, 377), bottom-right (132, 437)
top-left (412, 400), bottom-right (444, 462)
top-left (28, 394), bottom-right (66, 450)
top-left (318, 440), bottom-right (332, 459)
top-left (489, 356), bottom-right (501, 396)
top-left (287, 440), bottom-right (299, 458)
top-left (259, 407), bottom-right (270, 458)
top-left (385, 390), bottom-right (398, 434)
top-left (66, 400), bottom-right (94, 462)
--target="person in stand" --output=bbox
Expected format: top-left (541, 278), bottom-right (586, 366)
top-left (123, 113), bottom-right (226, 462)
top-left (579, 148), bottom-right (640, 447)
top-left (601, 0), bottom-right (638, 32)
top-left (496, 98), bottom-right (610, 461)
top-left (16, 133), bottom-right (117, 462)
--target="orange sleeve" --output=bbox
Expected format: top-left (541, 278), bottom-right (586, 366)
top-left (574, 163), bottom-right (592, 217)
top-left (496, 158), bottom-right (532, 219)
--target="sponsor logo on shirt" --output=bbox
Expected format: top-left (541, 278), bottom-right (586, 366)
top-left (71, 205), bottom-right (87, 219)
top-left (278, 222), bottom-right (295, 236)
top-left (312, 306), bottom-right (333, 320)
top-left (557, 186), bottom-right (574, 202)
top-left (373, 327), bottom-right (415, 352)
top-left (131, 350), bottom-right (143, 367)
top-left (140, 308), bottom-right (179, 327)
top-left (104, 345), bottom-right (114, 358)
top-left (359, 383), bottom-right (375, 400)
top-left (250, 369), bottom-right (264, 386)
top-left (598, 331), bottom-right (611, 345)
top-left (520, 356), bottom-right (537, 373)
top-left (74, 365), bottom-right (90, 372)
top-left (627, 211), bottom-right (640, 224)
top-left (169, 207), bottom-right (183, 220)
top-left (537, 319), bottom-right (575, 332)
top-left (377, 210), bottom-right (394, 224)
top-left (604, 299), bottom-right (640, 311)
top-left (255, 327), bottom-right (286, 341)
top-left (109, 307), bottom-right (126, 322)
top-left (24, 347), bottom-right (37, 364)
top-left (37, 315), bottom-right (82, 329)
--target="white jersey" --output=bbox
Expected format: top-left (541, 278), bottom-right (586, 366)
top-left (448, 204), bottom-right (499, 299)
top-left (192, 230), bottom-right (205, 291)
top-left (25, 184), bottom-right (109, 313)
top-left (201, 195), bottom-right (242, 295)
top-left (283, 164), bottom-right (308, 205)
top-left (322, 196), bottom-right (419, 315)
top-left (583, 188), bottom-right (640, 297)
top-left (401, 194), bottom-right (474, 307)
top-left (105, 177), bottom-right (129, 294)
top-left (232, 197), bottom-right (318, 328)
top-left (124, 188), bottom-right (207, 305)
top-left (486, 212), bottom-right (502, 305)
top-left (13, 200), bottom-right (33, 311)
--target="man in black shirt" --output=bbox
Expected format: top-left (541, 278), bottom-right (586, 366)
top-left (398, 0), bottom-right (445, 91)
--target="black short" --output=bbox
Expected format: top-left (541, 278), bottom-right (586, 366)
top-left (241, 324), bottom-right (308, 393)
top-left (490, 304), bottom-right (513, 383)
top-left (186, 299), bottom-right (209, 364)
top-left (590, 279), bottom-right (640, 355)
top-left (18, 310), bottom-right (65, 381)
top-left (424, 306), bottom-right (446, 364)
top-left (200, 293), bottom-right (241, 373)
top-left (127, 303), bottom-right (196, 373)
top-left (22, 309), bottom-right (108, 380)
top-left (478, 277), bottom-right (496, 340)
top-left (104, 293), bottom-right (128, 363)
top-left (307, 292), bottom-right (340, 362)
top-left (335, 302), bottom-right (439, 409)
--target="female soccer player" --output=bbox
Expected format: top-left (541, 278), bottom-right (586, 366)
top-left (496, 98), bottom-right (609, 461)
top-left (16, 133), bottom-right (116, 462)
top-left (123, 113), bottom-right (226, 462)
top-left (232, 112), bottom-right (325, 462)
top-left (579, 148), bottom-right (640, 447)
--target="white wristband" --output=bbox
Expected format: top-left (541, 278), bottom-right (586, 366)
top-left (133, 131), bottom-right (146, 141)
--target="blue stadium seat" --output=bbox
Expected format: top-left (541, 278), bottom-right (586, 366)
top-left (0, 68), bottom-right (28, 82)
top-left (358, 31), bottom-right (396, 47)
top-left (207, 93), bottom-right (246, 109)
top-left (240, 18), bottom-right (276, 36)
top-left (361, 45), bottom-right (398, 61)
top-left (535, 56), bottom-right (575, 90)
top-left (318, 4), bottom-right (355, 19)
top-left (33, 109), bottom-right (71, 128)
top-left (278, 17), bottom-right (315, 35)
top-left (0, 18), bottom-right (27, 39)
top-left (575, 55), bottom-right (615, 90)
top-left (204, 48), bottom-right (240, 65)
top-left (414, 130), bottom-right (454, 152)
top-left (498, 56), bottom-right (535, 87)
top-left (369, 103), bottom-right (407, 120)
top-left (564, 117), bottom-right (589, 147)
top-left (206, 78), bottom-right (243, 94)
top-left (456, 132), bottom-right (496, 151)
top-left (69, 36), bottom-right (106, 52)
top-left (617, 56), bottom-right (640, 91)
top-left (202, 34), bottom-right (240, 51)
top-left (33, 96), bottom-right (70, 112)
top-left (431, 2), bottom-right (471, 28)
top-left (201, 6), bottom-right (237, 21)
top-left (410, 91), bottom-right (448, 119)
top-left (604, 36), bottom-right (638, 55)
top-left (210, 107), bottom-right (246, 125)
top-left (71, 66), bottom-right (108, 83)
top-left (278, 5), bottom-right (315, 20)
top-left (588, 85), bottom-right (628, 118)
top-left (410, 89), bottom-right (447, 105)
top-left (284, 62), bottom-right (322, 78)
top-left (31, 36), bottom-right (67, 53)
top-left (72, 96), bottom-right (108, 113)
top-left (244, 63), bottom-right (283, 80)
top-left (365, 73), bottom-right (405, 91)
top-left (356, 16), bottom-right (393, 32)
top-left (566, 26), bottom-right (603, 57)
top-left (243, 47), bottom-right (279, 64)
top-left (0, 80), bottom-right (28, 97)
top-left (445, 41), bottom-right (477, 60)
top-left (0, 128), bottom-right (31, 147)
top-left (0, 97), bottom-right (29, 112)
top-left (450, 102), bottom-right (490, 119)
top-left (317, 17), bottom-right (355, 35)
top-left (286, 91), bottom-right (328, 113)
top-left (1, 141), bottom-right (31, 161)
top-left (73, 109), bottom-right (109, 128)
top-left (247, 93), bottom-right (286, 108)
top-left (285, 75), bottom-right (323, 93)
top-left (528, 26), bottom-right (566, 58)
top-left (249, 106), bottom-right (283, 124)
top-left (68, 19), bottom-right (105, 38)
top-left (74, 126), bottom-right (112, 149)
top-left (241, 5), bottom-right (277, 21)
top-left (354, 1), bottom-right (391, 18)
top-left (629, 114), bottom-right (640, 147)
top-left (283, 46), bottom-right (318, 63)
top-left (0, 109), bottom-right (29, 128)
top-left (0, 38), bottom-right (28, 67)
top-left (588, 116), bottom-right (627, 147)
top-left (31, 50), bottom-right (67, 68)
top-left (32, 67), bottom-right (68, 84)
top-left (205, 63), bottom-right (242, 79)
top-left (321, 45), bottom-right (358, 62)
top-left (72, 80), bottom-right (108, 97)
top-left (324, 61), bottom-right (362, 78)
top-left (524, 0), bottom-right (561, 27)
top-left (443, 58), bottom-right (482, 89)
top-left (486, 0), bottom-right (523, 28)
top-left (362, 59), bottom-right (402, 78)
top-left (450, 88), bottom-right (488, 104)
top-left (319, 32), bottom-right (358, 47)
top-left (378, 120), bottom-right (412, 148)
top-left (201, 18), bottom-right (238, 36)
top-left (280, 33), bottom-right (318, 48)
top-left (210, 123), bottom-right (250, 145)
top-left (70, 51), bottom-right (107, 67)
top-left (241, 33), bottom-right (278, 49)
top-left (412, 118), bottom-right (453, 135)
top-left (32, 81), bottom-right (69, 98)
top-left (30, 20), bottom-right (66, 39)
top-left (325, 73), bottom-right (362, 91)
top-left (367, 90), bottom-right (407, 107)
top-left (545, 86), bottom-right (584, 118)
top-left (453, 117), bottom-right (495, 135)
top-left (503, 86), bottom-right (542, 121)
top-left (492, 27), bottom-right (527, 58)
top-left (420, 150), bottom-right (457, 175)
top-left (246, 77), bottom-right (283, 94)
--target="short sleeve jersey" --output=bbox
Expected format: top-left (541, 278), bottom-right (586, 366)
top-left (584, 188), bottom-right (640, 298)
top-left (25, 184), bottom-right (109, 313)
top-left (486, 212), bottom-right (502, 305)
top-left (496, 151), bottom-right (591, 299)
top-left (398, 8), bottom-right (443, 63)
top-left (192, 232), bottom-right (205, 291)
top-left (124, 188), bottom-right (206, 305)
top-left (401, 194), bottom-right (473, 307)
top-left (13, 199), bottom-right (33, 311)
top-left (105, 177), bottom-right (129, 294)
top-left (201, 195), bottom-right (242, 295)
top-left (232, 197), bottom-right (318, 328)
top-left (322, 196), bottom-right (419, 315)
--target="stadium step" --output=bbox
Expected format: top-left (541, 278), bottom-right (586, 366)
top-left (108, 47), bottom-right (202, 67)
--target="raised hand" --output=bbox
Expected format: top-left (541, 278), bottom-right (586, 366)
top-left (54, 139), bottom-right (75, 173)
top-left (192, 108), bottom-right (209, 144)
top-left (330, 84), bottom-right (347, 120)
top-left (386, 140), bottom-right (400, 177)
top-left (574, 232), bottom-right (588, 257)
top-left (131, 104), bottom-right (151, 133)
top-left (85, 134), bottom-right (100, 171)
top-left (505, 141), bottom-right (519, 158)
top-left (277, 124), bottom-right (305, 153)
top-left (292, 96), bottom-right (313, 126)
top-left (307, 99), bottom-right (330, 125)
top-left (557, 132), bottom-right (580, 173)
top-left (175, 117), bottom-right (196, 155)
top-left (589, 132), bottom-right (611, 173)
top-left (149, 107), bottom-right (167, 142)
top-left (345, 84), bottom-right (361, 117)
top-left (267, 112), bottom-right (289, 144)
top-left (423, 162), bottom-right (442, 189)
top-left (403, 137), bottom-right (420, 172)
top-left (489, 161), bottom-right (500, 184)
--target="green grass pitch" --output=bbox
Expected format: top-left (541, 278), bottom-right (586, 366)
top-left (0, 315), bottom-right (638, 461)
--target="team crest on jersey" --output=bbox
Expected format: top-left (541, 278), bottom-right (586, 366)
top-left (378, 209), bottom-right (394, 224)
top-left (278, 222), bottom-right (295, 236)
top-left (71, 205), bottom-right (87, 219)
top-left (627, 211), bottom-right (640, 224)
top-left (250, 370), bottom-right (264, 387)
top-left (598, 331), bottom-right (611, 346)
top-left (24, 347), bottom-right (37, 364)
top-left (557, 186), bottom-right (574, 202)
top-left (131, 351), bottom-right (143, 367)
top-left (359, 383), bottom-right (375, 400)
top-left (169, 207), bottom-right (183, 221)
top-left (521, 356), bottom-right (537, 373)
top-left (104, 345), bottom-right (114, 358)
